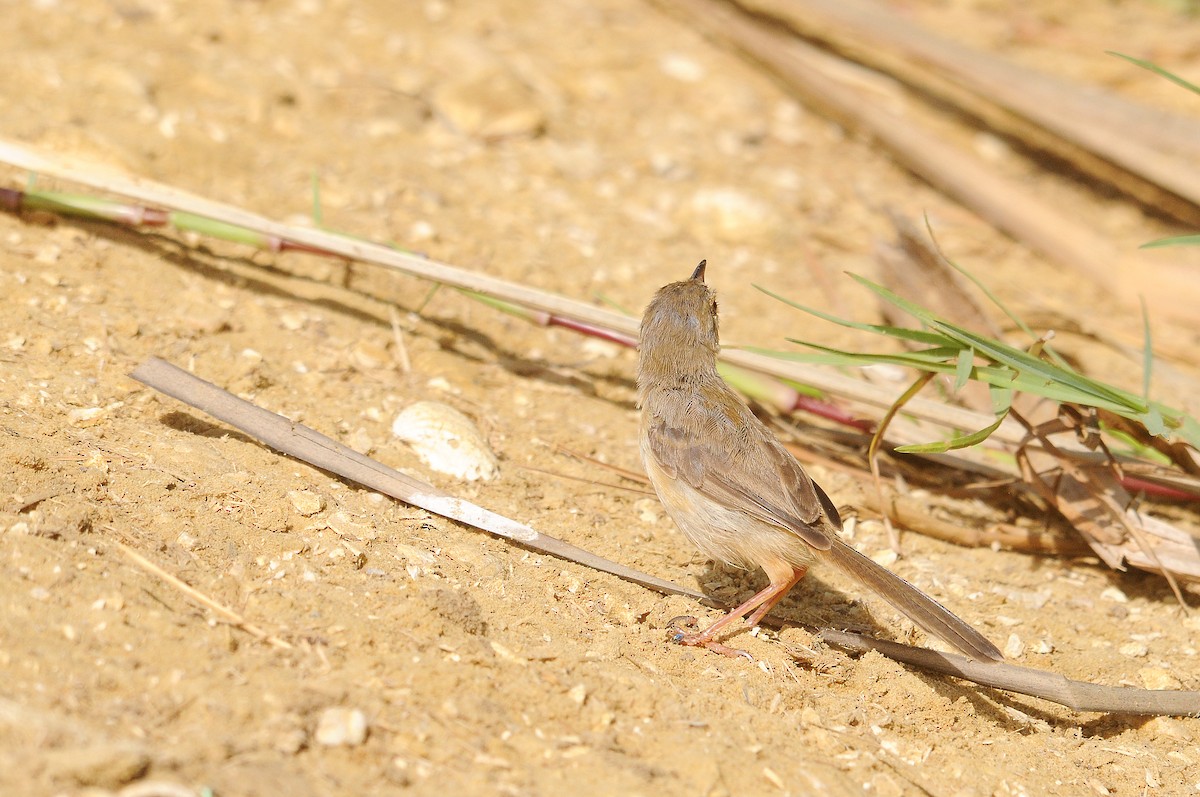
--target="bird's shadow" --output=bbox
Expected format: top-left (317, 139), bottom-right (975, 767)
top-left (687, 560), bottom-right (1114, 731)
top-left (689, 559), bottom-right (903, 645)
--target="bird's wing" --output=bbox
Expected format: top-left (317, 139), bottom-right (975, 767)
top-left (644, 393), bottom-right (835, 551)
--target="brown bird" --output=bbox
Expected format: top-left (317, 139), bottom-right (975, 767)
top-left (637, 260), bottom-right (1002, 662)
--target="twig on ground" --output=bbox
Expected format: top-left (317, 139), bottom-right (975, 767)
top-left (112, 537), bottom-right (293, 650)
top-left (819, 629), bottom-right (1200, 715)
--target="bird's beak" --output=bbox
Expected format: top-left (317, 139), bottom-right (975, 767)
top-left (690, 259), bottom-right (707, 282)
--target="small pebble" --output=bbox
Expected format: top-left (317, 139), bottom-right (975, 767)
top-left (1119, 642), bottom-right (1149, 658)
top-left (1100, 586), bottom-right (1128, 604)
top-left (634, 498), bottom-right (660, 524)
top-left (431, 68), bottom-right (545, 139)
top-left (279, 311), bottom-right (307, 331)
top-left (1031, 639), bottom-right (1054, 655)
top-left (685, 187), bottom-right (779, 243)
top-left (1145, 715), bottom-right (1194, 742)
top-left (659, 53), bottom-right (705, 82)
top-left (870, 549), bottom-right (898, 568)
top-left (68, 404), bottom-right (122, 428)
top-left (1003, 633), bottom-right (1025, 659)
top-left (287, 489), bottom-right (325, 516)
top-left (1138, 667), bottom-right (1182, 691)
top-left (315, 707), bottom-right (368, 747)
top-left (995, 586), bottom-right (1052, 610)
top-left (43, 743), bottom-right (150, 788)
top-left (328, 510), bottom-right (378, 542)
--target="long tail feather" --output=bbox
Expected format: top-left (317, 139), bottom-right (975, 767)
top-left (826, 540), bottom-right (1003, 662)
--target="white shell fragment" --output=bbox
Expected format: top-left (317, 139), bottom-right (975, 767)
top-left (315, 707), bottom-right (368, 747)
top-left (391, 401), bottom-right (498, 482)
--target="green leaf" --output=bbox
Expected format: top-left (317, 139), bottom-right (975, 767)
top-left (895, 413), bottom-right (1008, 454)
top-left (1102, 427), bottom-right (1172, 465)
top-left (1143, 406), bottom-right (1166, 437)
top-left (895, 381), bottom-right (1013, 454)
top-left (989, 382), bottom-right (1014, 416)
top-left (1140, 234), bottom-right (1200, 249)
top-left (954, 347), bottom-right (974, 392)
top-left (1175, 415), bottom-right (1200, 449)
top-left (932, 232), bottom-right (1072, 369)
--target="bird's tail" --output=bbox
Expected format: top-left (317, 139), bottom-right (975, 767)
top-left (826, 539), bottom-right (1003, 662)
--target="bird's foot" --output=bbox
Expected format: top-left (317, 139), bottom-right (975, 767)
top-left (667, 615), bottom-right (753, 661)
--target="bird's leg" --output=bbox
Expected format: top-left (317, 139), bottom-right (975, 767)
top-left (745, 566), bottom-right (806, 628)
top-left (671, 564), bottom-right (806, 659)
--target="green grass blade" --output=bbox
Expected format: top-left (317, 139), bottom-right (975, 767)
top-left (1108, 51), bottom-right (1200, 96)
top-left (761, 268), bottom-right (1200, 447)
top-left (778, 341), bottom-right (966, 364)
top-left (762, 343), bottom-right (962, 370)
top-left (924, 215), bottom-right (1035, 340)
top-left (845, 273), bottom-right (1145, 408)
top-left (933, 321), bottom-right (1148, 411)
top-left (1143, 406), bottom-right (1166, 437)
top-left (755, 284), bottom-right (950, 346)
top-left (990, 381), bottom-right (1015, 416)
top-left (1139, 234), bottom-right (1200, 249)
top-left (169, 212), bottom-right (282, 248)
top-left (1173, 414), bottom-right (1200, 449)
top-left (869, 293), bottom-right (1138, 403)
top-left (716, 362), bottom-right (800, 412)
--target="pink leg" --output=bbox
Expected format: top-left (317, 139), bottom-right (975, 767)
top-left (745, 566), bottom-right (807, 628)
top-left (672, 565), bottom-right (808, 658)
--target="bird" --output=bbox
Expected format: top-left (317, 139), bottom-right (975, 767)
top-left (636, 260), bottom-right (1002, 662)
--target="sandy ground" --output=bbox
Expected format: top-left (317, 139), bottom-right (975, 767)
top-left (3, 1), bottom-right (1200, 795)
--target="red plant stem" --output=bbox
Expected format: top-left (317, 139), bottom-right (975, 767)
top-left (794, 394), bottom-right (874, 432)
top-left (1121, 475), bottom-right (1200, 502)
top-left (546, 316), bottom-right (637, 347)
